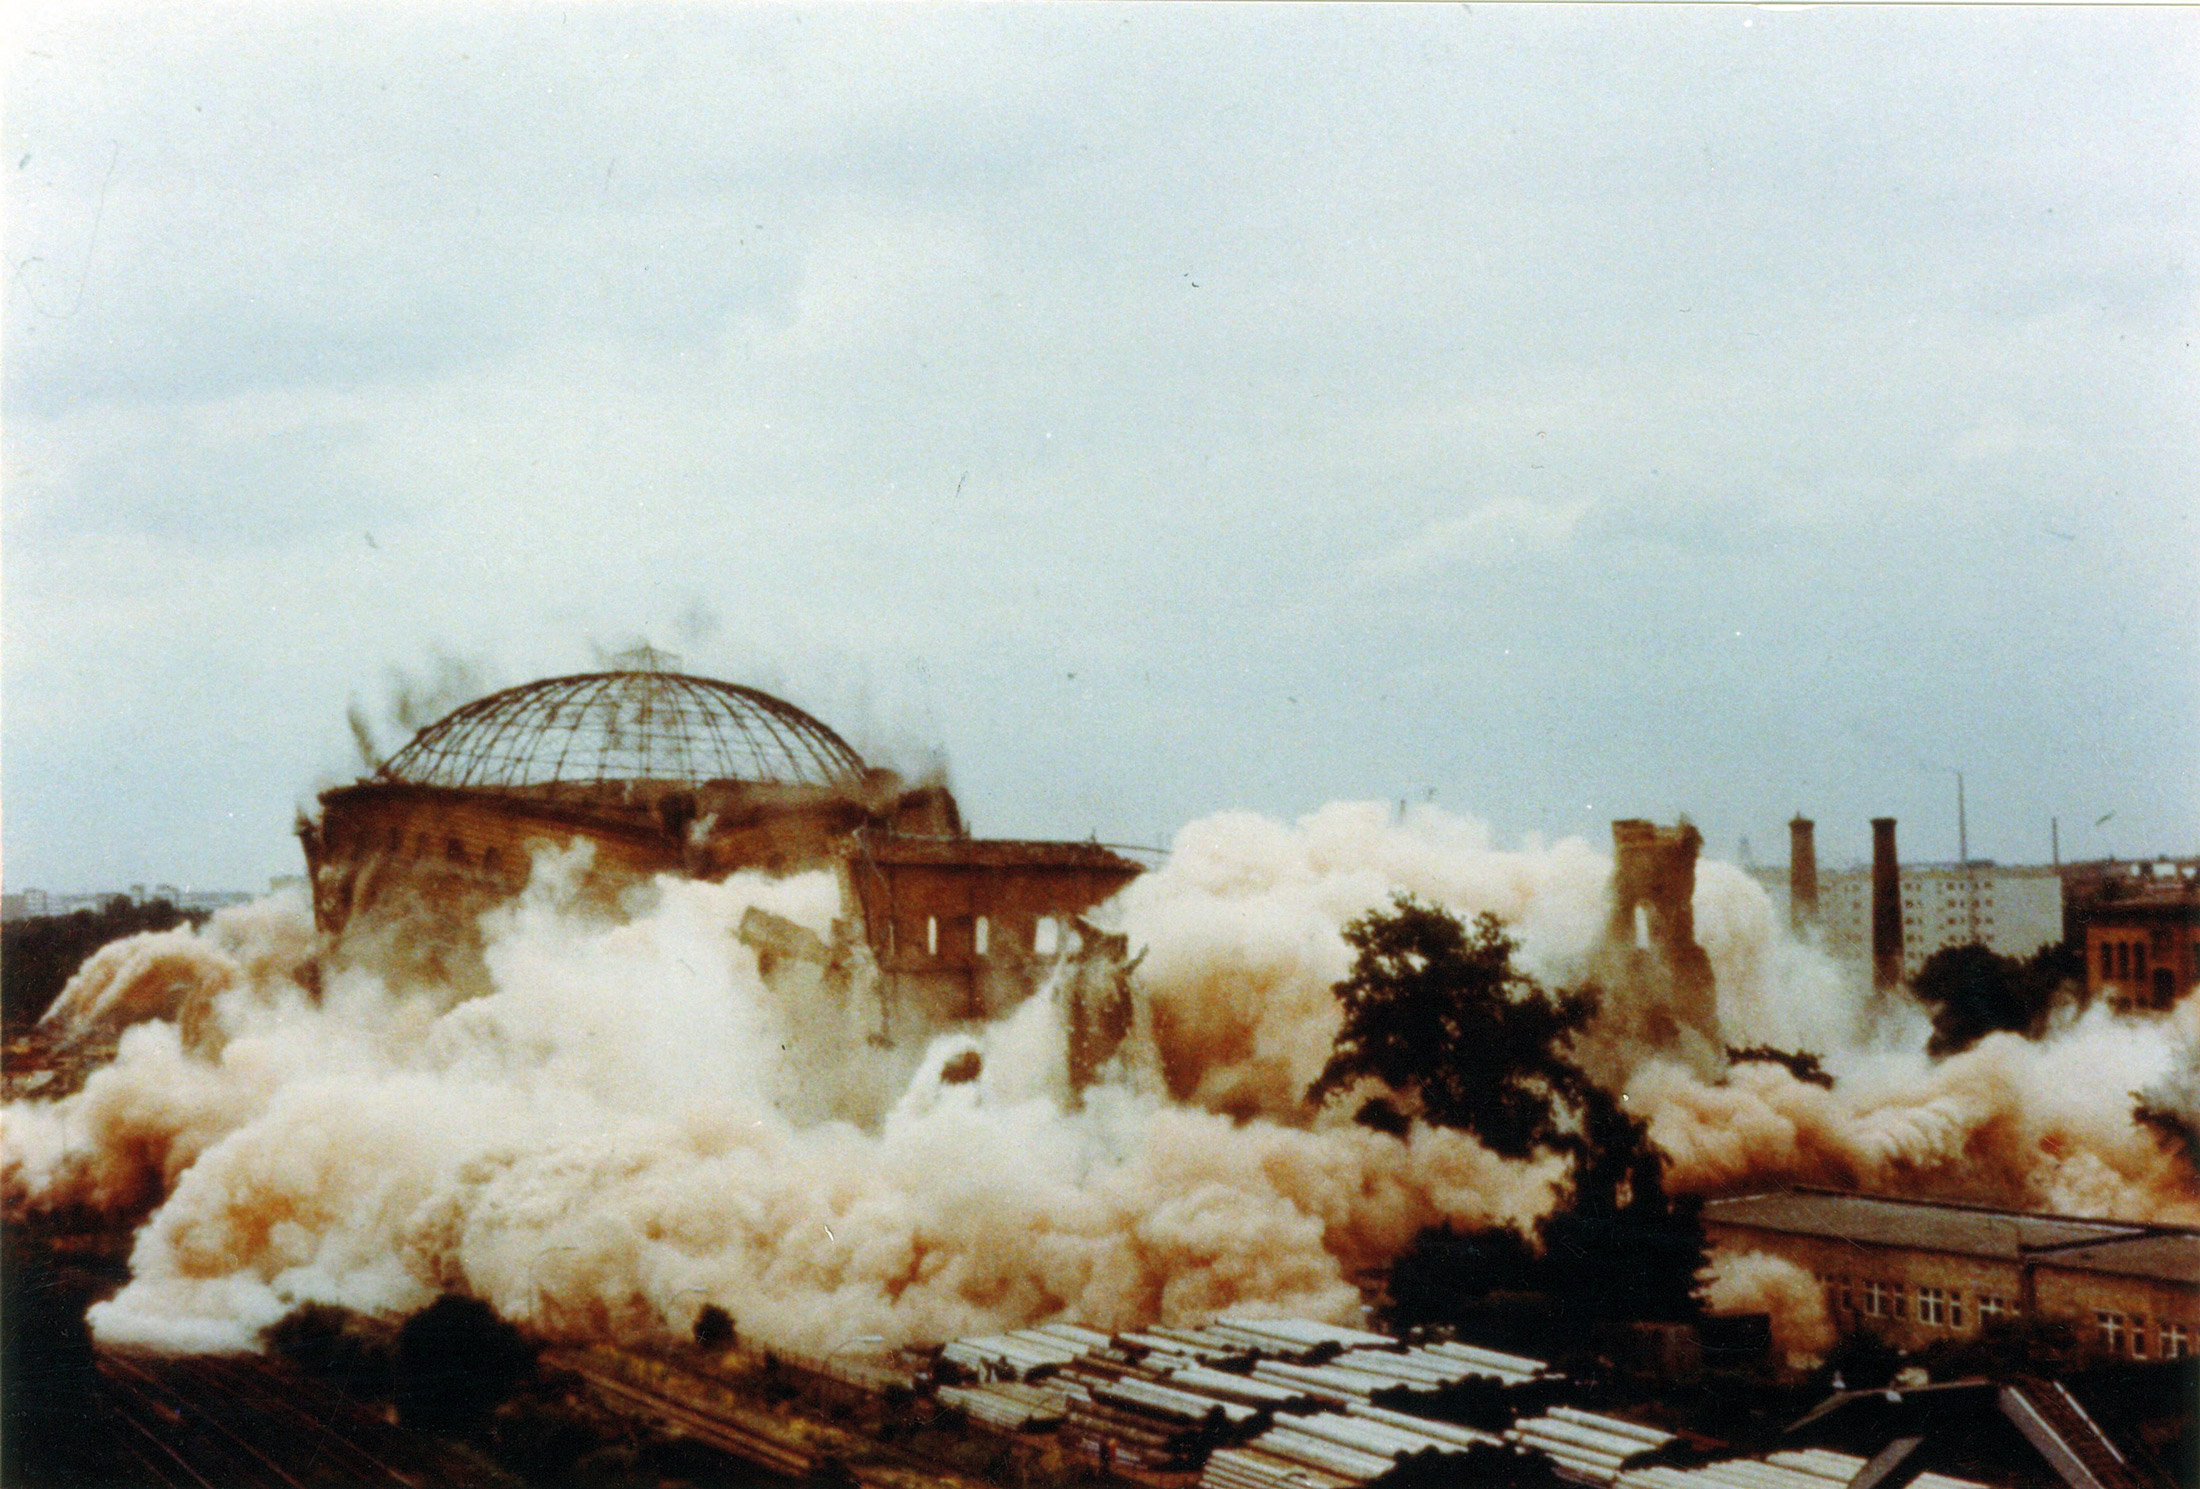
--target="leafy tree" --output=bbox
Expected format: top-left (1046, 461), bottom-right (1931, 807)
top-left (1911, 940), bottom-right (2085, 1058)
top-left (1311, 896), bottom-right (1705, 1329)
top-left (1309, 900), bottom-right (1596, 1161)
top-left (693, 1303), bottom-right (737, 1350)
top-left (395, 1295), bottom-right (538, 1435)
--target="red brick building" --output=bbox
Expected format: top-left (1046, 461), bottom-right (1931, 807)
top-left (2081, 887), bottom-right (2200, 1012)
top-left (1704, 1188), bottom-right (2200, 1361)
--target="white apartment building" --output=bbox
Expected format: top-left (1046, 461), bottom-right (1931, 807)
top-left (1816, 863), bottom-right (2064, 979)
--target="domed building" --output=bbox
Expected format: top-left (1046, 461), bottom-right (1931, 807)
top-left (300, 660), bottom-right (1141, 1028)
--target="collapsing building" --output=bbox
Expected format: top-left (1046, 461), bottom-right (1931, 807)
top-left (1597, 818), bottom-right (1723, 1072)
top-left (299, 664), bottom-right (1143, 1043)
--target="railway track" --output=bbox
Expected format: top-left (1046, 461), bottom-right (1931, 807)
top-left (546, 1351), bottom-right (818, 1479)
top-left (545, 1346), bottom-right (1002, 1489)
top-left (96, 1349), bottom-right (501, 1488)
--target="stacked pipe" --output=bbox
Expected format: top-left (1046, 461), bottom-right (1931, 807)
top-left (1210, 1314), bottom-right (1398, 1353)
top-left (1506, 1406), bottom-right (1672, 1484)
top-left (1203, 1445), bottom-right (1357, 1489)
top-left (1054, 1350), bottom-right (1270, 1471)
top-left (1204, 1408), bottom-right (1506, 1489)
top-left (1164, 1364), bottom-right (1319, 1411)
top-left (936, 1316), bottom-right (1558, 1480)
top-left (1421, 1339), bottom-right (1551, 1386)
top-left (1125, 1327), bottom-right (1257, 1365)
top-left (1250, 1357), bottom-right (1405, 1405)
top-left (936, 1380), bottom-right (1072, 1433)
top-left (941, 1330), bottom-right (1084, 1381)
top-left (1332, 1346), bottom-right (1485, 1390)
top-left (1344, 1400), bottom-right (1505, 1450)
top-left (1613, 1449), bottom-right (1989, 1489)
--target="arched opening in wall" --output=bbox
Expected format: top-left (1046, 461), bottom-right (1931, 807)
top-left (1633, 905), bottom-right (1651, 950)
top-left (1034, 917), bottom-right (1059, 957)
top-left (926, 916), bottom-right (939, 958)
top-left (974, 915), bottom-right (989, 957)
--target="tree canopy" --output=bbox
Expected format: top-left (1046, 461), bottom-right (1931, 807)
top-left (1909, 939), bottom-right (2085, 1058)
top-left (1308, 900), bottom-right (1596, 1163)
top-left (1309, 896), bottom-right (1705, 1328)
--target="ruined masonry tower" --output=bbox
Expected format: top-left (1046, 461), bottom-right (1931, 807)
top-left (1607, 819), bottom-right (1720, 1053)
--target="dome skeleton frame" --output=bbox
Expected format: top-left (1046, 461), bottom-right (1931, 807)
top-left (378, 671), bottom-right (866, 794)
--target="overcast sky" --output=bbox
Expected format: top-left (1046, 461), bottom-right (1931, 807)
top-left (6, 3), bottom-right (2196, 894)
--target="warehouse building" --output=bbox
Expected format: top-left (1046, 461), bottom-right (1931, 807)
top-left (1703, 1188), bottom-right (2199, 1361)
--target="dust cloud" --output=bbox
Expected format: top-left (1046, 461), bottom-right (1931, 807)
top-left (5, 801), bottom-right (2193, 1356)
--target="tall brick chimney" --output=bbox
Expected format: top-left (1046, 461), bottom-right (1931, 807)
top-left (1788, 816), bottom-right (1818, 933)
top-left (1871, 817), bottom-right (1902, 990)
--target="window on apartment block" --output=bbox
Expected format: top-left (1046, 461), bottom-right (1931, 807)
top-left (1978, 1294), bottom-right (2007, 1326)
top-left (1864, 1281), bottom-right (1888, 1318)
top-left (2097, 1311), bottom-right (2127, 1354)
top-left (2130, 1318), bottom-right (2148, 1358)
top-left (1918, 1287), bottom-right (1948, 1327)
top-left (1891, 1285), bottom-right (1907, 1320)
top-left (2164, 1324), bottom-right (2190, 1360)
top-left (2101, 943), bottom-right (2115, 979)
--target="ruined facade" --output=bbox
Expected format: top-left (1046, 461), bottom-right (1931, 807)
top-left (1601, 818), bottom-right (1720, 1063)
top-left (300, 667), bottom-right (1143, 1043)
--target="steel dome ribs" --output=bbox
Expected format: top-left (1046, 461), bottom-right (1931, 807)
top-left (377, 671), bottom-right (866, 793)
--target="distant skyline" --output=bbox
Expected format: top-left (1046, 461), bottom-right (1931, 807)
top-left (6, 5), bottom-right (2196, 894)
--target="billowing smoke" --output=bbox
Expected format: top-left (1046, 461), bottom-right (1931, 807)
top-left (1116, 803), bottom-right (2197, 1224)
top-left (5, 801), bottom-right (2193, 1357)
top-left (1700, 1251), bottom-right (1833, 1360)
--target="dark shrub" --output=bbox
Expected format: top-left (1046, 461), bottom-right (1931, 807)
top-left (394, 1295), bottom-right (538, 1434)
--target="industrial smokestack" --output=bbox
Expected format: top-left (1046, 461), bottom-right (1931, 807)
top-left (1787, 817), bottom-right (1818, 933)
top-left (1871, 817), bottom-right (1902, 990)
